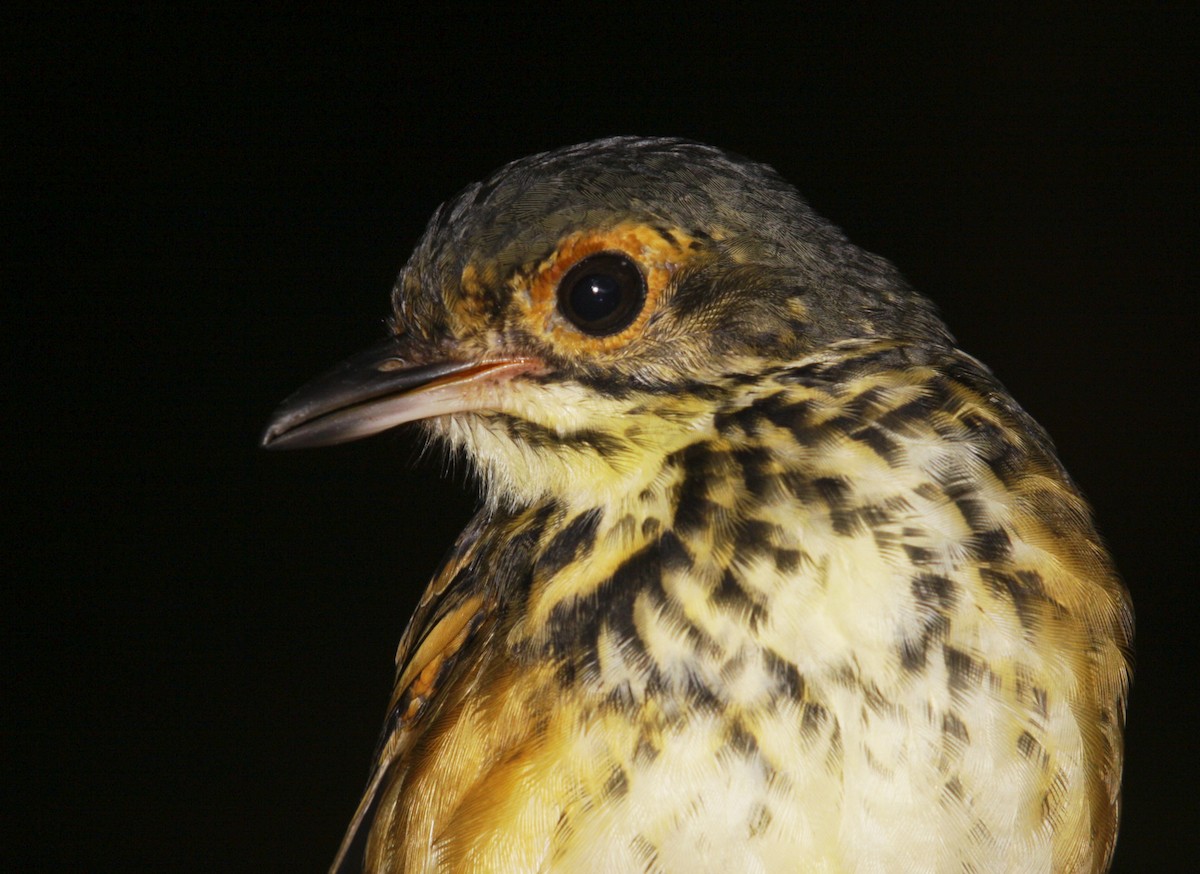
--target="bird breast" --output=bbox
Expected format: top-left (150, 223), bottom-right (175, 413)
top-left (379, 344), bottom-right (1126, 872)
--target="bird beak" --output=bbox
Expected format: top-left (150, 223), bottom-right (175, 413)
top-left (262, 335), bottom-right (535, 450)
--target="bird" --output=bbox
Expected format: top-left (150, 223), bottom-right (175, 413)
top-left (263, 137), bottom-right (1132, 873)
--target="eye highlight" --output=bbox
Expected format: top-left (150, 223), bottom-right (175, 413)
top-left (556, 252), bottom-right (647, 336)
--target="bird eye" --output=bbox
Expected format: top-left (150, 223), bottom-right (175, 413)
top-left (556, 252), bottom-right (647, 336)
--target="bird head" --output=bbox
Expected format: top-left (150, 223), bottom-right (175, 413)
top-left (263, 137), bottom-right (949, 508)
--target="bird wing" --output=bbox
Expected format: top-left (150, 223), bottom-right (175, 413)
top-left (328, 510), bottom-right (499, 874)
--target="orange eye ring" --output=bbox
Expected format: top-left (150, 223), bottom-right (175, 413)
top-left (463, 221), bottom-right (707, 356)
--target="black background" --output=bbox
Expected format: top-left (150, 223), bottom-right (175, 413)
top-left (8, 6), bottom-right (1195, 871)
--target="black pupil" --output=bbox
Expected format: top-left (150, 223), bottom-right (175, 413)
top-left (557, 253), bottom-right (645, 336)
top-left (571, 274), bottom-right (621, 321)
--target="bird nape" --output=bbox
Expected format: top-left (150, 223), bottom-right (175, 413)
top-left (264, 137), bottom-right (1132, 874)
